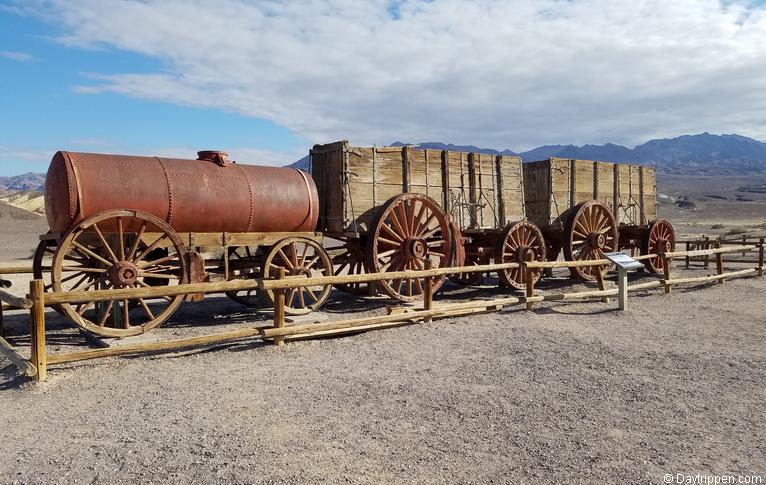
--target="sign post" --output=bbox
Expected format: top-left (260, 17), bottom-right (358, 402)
top-left (604, 252), bottom-right (644, 311)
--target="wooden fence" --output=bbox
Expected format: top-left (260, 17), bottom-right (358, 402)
top-left (0, 241), bottom-right (763, 382)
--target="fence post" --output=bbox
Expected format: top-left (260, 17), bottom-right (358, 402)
top-left (29, 279), bottom-right (46, 382)
top-left (758, 238), bottom-right (764, 277)
top-left (617, 267), bottom-right (628, 311)
top-left (742, 235), bottom-right (747, 257)
top-left (525, 253), bottom-right (535, 311)
top-left (685, 241), bottom-right (690, 269)
top-left (423, 260), bottom-right (433, 322)
top-left (663, 256), bottom-right (672, 294)
top-left (273, 268), bottom-right (286, 347)
top-left (715, 242), bottom-right (724, 284)
top-left (703, 236), bottom-right (710, 268)
top-left (594, 269), bottom-right (609, 304)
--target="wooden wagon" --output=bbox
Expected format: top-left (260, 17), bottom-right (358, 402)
top-left (523, 157), bottom-right (675, 280)
top-left (310, 141), bottom-right (545, 301)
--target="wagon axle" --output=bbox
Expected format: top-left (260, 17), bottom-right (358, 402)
top-left (405, 238), bottom-right (429, 259)
top-left (108, 261), bottom-right (140, 287)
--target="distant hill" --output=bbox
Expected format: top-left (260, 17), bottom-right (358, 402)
top-left (290, 133), bottom-right (766, 174)
top-left (5, 133), bottom-right (766, 184)
top-left (0, 172), bottom-right (46, 191)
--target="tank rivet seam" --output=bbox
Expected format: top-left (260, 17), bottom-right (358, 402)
top-left (155, 157), bottom-right (173, 225)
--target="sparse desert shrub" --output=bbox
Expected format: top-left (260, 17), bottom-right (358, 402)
top-left (725, 227), bottom-right (747, 236)
top-left (711, 224), bottom-right (724, 229)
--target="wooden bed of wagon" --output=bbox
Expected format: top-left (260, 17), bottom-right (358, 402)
top-left (523, 157), bottom-right (674, 280)
top-left (310, 141), bottom-right (545, 299)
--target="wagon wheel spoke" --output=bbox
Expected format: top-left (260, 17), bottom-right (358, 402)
top-left (91, 223), bottom-right (119, 264)
top-left (133, 234), bottom-right (168, 263)
top-left (126, 221), bottom-right (148, 261)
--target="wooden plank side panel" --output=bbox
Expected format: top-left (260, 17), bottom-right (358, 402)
top-left (616, 164), bottom-right (639, 225)
top-left (596, 161), bottom-right (616, 214)
top-left (571, 159), bottom-right (594, 206)
top-left (407, 149), bottom-right (443, 199)
top-left (498, 155), bottom-right (525, 224)
top-left (550, 158), bottom-right (572, 226)
top-left (311, 143), bottom-right (345, 234)
top-left (522, 159), bottom-right (553, 228)
top-left (446, 151), bottom-right (472, 229)
top-left (475, 153), bottom-right (498, 228)
top-left (642, 167), bottom-right (658, 222)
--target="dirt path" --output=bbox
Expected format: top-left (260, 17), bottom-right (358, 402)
top-left (0, 268), bottom-right (764, 484)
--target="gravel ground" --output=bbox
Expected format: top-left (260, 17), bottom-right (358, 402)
top-left (0, 266), bottom-right (764, 484)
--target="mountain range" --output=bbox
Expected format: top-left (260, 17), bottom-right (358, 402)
top-left (0, 172), bottom-right (46, 191)
top-left (289, 133), bottom-right (766, 174)
top-left (2, 133), bottom-right (764, 192)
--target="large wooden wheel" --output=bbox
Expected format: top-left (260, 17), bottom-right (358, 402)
top-left (332, 237), bottom-right (370, 295)
top-left (641, 219), bottom-right (675, 273)
top-left (366, 193), bottom-right (453, 302)
top-left (496, 221), bottom-right (546, 289)
top-left (225, 246), bottom-right (262, 307)
top-left (51, 209), bottom-right (189, 337)
top-left (563, 200), bottom-right (619, 281)
top-left (262, 237), bottom-right (332, 315)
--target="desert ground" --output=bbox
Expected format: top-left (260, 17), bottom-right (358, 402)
top-left (0, 173), bottom-right (763, 484)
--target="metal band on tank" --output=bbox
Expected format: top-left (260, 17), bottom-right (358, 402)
top-left (155, 157), bottom-right (174, 225)
top-left (61, 152), bottom-right (79, 221)
top-left (65, 151), bottom-right (87, 224)
top-left (234, 163), bottom-right (255, 232)
top-left (294, 168), bottom-right (315, 230)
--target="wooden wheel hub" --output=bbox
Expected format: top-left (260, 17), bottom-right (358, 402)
top-left (658, 239), bottom-right (671, 254)
top-left (291, 266), bottom-right (313, 278)
top-left (405, 238), bottom-right (428, 259)
top-left (515, 245), bottom-right (531, 263)
top-left (108, 261), bottom-right (139, 287)
top-left (588, 233), bottom-right (607, 250)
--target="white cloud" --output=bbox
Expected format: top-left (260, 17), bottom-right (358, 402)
top-left (1, 50), bottom-right (34, 61)
top-left (13, 0), bottom-right (766, 150)
top-left (0, 146), bottom-right (52, 164)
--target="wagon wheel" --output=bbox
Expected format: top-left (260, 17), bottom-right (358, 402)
top-left (263, 237), bottom-right (332, 315)
top-left (366, 193), bottom-right (453, 302)
top-left (51, 209), bottom-right (189, 337)
top-left (496, 221), bottom-right (547, 289)
top-left (32, 237), bottom-right (65, 315)
top-left (225, 246), bottom-right (262, 307)
top-left (448, 253), bottom-right (483, 286)
top-left (641, 219), bottom-right (676, 273)
top-left (563, 200), bottom-right (618, 281)
top-left (332, 237), bottom-right (370, 295)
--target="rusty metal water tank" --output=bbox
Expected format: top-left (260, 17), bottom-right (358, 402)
top-left (44, 151), bottom-right (318, 234)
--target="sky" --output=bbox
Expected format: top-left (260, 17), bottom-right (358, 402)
top-left (1, 0), bottom-right (765, 176)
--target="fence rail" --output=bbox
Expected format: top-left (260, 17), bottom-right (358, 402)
top-left (0, 240), bottom-right (762, 382)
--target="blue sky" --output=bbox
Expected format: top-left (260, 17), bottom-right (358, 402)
top-left (1, 1), bottom-right (765, 177)
top-left (0, 8), bottom-right (306, 176)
